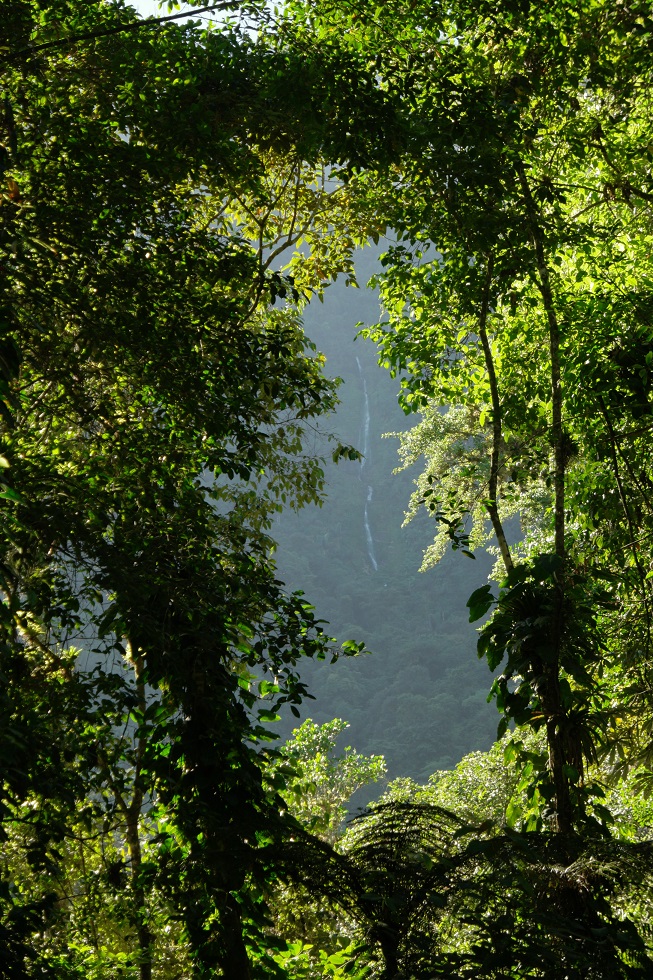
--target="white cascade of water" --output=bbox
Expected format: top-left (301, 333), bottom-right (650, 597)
top-left (364, 484), bottom-right (378, 571)
top-left (356, 356), bottom-right (370, 472)
top-left (357, 357), bottom-right (378, 570)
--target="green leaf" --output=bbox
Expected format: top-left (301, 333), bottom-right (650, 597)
top-left (467, 585), bottom-right (495, 622)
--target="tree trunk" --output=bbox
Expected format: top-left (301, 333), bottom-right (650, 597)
top-left (125, 643), bottom-right (154, 980)
top-left (217, 896), bottom-right (253, 980)
top-left (516, 160), bottom-right (572, 833)
top-left (478, 253), bottom-right (514, 575)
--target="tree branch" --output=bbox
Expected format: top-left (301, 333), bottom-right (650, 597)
top-left (516, 157), bottom-right (572, 834)
top-left (515, 159), bottom-right (565, 562)
top-left (477, 253), bottom-right (513, 574)
top-left (8, 4), bottom-right (251, 63)
top-left (597, 396), bottom-right (653, 652)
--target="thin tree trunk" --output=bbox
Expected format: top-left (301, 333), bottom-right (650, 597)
top-left (125, 642), bottom-right (154, 980)
top-left (124, 805), bottom-right (153, 980)
top-left (217, 897), bottom-right (253, 980)
top-left (515, 160), bottom-right (572, 833)
top-left (377, 931), bottom-right (400, 980)
top-left (515, 162), bottom-right (565, 563)
top-left (478, 253), bottom-right (514, 575)
top-left (598, 396), bottom-right (653, 645)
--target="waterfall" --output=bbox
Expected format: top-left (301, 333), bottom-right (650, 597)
top-left (364, 484), bottom-right (378, 571)
top-left (357, 356), bottom-right (378, 571)
top-left (356, 356), bottom-right (370, 472)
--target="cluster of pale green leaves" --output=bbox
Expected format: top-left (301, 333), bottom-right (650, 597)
top-left (270, 718), bottom-right (386, 844)
top-left (387, 404), bottom-right (551, 572)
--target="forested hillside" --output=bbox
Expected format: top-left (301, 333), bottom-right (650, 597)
top-left (273, 247), bottom-right (497, 780)
top-left (3, 1), bottom-right (653, 977)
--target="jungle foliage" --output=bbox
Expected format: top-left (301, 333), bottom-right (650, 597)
top-left (0, 1), bottom-right (373, 975)
top-left (3, 0), bottom-right (653, 977)
top-left (273, 0), bottom-right (653, 973)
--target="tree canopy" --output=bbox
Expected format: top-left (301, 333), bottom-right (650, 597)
top-left (281, 0), bottom-right (653, 824)
top-left (3, 0), bottom-right (653, 976)
top-left (0, 1), bottom-right (374, 974)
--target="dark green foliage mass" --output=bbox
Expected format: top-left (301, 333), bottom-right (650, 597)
top-left (0, 1), bottom-right (378, 974)
top-left (4, 0), bottom-right (653, 976)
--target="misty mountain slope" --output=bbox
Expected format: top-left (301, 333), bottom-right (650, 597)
top-left (271, 251), bottom-right (499, 781)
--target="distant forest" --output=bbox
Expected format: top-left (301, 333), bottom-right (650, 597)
top-left (273, 248), bottom-right (497, 782)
